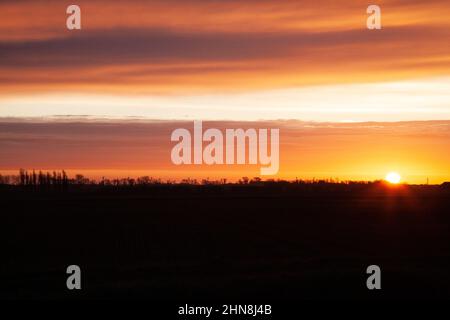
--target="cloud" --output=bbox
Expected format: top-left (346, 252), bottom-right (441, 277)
top-left (0, 0), bottom-right (449, 94)
top-left (1, 119), bottom-right (449, 183)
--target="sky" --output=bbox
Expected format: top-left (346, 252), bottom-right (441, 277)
top-left (1, 119), bottom-right (449, 184)
top-left (0, 0), bottom-right (449, 182)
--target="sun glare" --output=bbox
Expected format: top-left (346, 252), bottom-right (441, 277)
top-left (385, 172), bottom-right (401, 184)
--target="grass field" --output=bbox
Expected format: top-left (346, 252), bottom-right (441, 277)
top-left (2, 183), bottom-right (450, 300)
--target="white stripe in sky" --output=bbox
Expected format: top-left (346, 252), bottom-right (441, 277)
top-left (1, 77), bottom-right (449, 122)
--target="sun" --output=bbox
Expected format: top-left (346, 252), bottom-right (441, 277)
top-left (385, 172), bottom-right (401, 184)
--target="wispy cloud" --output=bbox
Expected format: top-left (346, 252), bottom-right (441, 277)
top-left (0, 0), bottom-right (449, 94)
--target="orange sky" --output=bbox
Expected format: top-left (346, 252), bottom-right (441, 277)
top-left (0, 0), bottom-right (449, 182)
top-left (0, 119), bottom-right (449, 184)
top-left (0, 0), bottom-right (449, 94)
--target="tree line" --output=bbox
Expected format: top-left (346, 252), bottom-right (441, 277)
top-left (0, 169), bottom-right (380, 188)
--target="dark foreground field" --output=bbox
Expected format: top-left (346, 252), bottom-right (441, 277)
top-left (2, 183), bottom-right (450, 300)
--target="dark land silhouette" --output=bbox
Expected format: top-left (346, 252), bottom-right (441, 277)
top-left (2, 170), bottom-right (450, 300)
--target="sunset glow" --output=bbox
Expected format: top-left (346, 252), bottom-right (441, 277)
top-left (0, 0), bottom-right (449, 183)
top-left (385, 172), bottom-right (401, 184)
